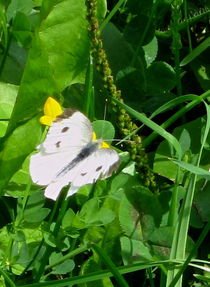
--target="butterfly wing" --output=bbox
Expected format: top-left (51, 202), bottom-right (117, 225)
top-left (44, 147), bottom-right (120, 200)
top-left (40, 109), bottom-right (93, 153)
top-left (30, 109), bottom-right (93, 185)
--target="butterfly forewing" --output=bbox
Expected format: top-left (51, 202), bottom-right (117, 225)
top-left (40, 109), bottom-right (93, 154)
top-left (30, 110), bottom-right (93, 185)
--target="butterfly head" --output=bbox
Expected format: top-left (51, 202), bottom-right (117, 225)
top-left (92, 132), bottom-right (110, 149)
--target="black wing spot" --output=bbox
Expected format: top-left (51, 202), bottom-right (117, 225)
top-left (96, 166), bottom-right (102, 172)
top-left (61, 127), bottom-right (69, 133)
top-left (55, 141), bottom-right (61, 148)
top-left (81, 172), bottom-right (87, 176)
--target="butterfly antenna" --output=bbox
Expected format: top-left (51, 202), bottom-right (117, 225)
top-left (101, 98), bottom-right (108, 139)
top-left (103, 98), bottom-right (108, 121)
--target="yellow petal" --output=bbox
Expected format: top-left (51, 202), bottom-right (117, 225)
top-left (92, 132), bottom-right (97, 141)
top-left (40, 97), bottom-right (63, 126)
top-left (44, 97), bottom-right (63, 118)
top-left (100, 141), bottom-right (110, 149)
top-left (39, 115), bottom-right (55, 126)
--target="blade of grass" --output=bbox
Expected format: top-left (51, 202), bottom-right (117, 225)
top-left (166, 101), bottom-right (210, 287)
top-left (171, 160), bottom-right (210, 180)
top-left (180, 36), bottom-right (210, 66)
top-left (150, 94), bottom-right (200, 119)
top-left (83, 55), bottom-right (95, 119)
top-left (118, 95), bottom-right (200, 145)
top-left (0, 268), bottom-right (16, 287)
top-left (169, 221), bottom-right (210, 287)
top-left (115, 99), bottom-right (182, 158)
top-left (22, 260), bottom-right (180, 287)
top-left (92, 244), bottom-right (129, 287)
top-left (101, 0), bottom-right (126, 30)
top-left (143, 90), bottom-right (210, 148)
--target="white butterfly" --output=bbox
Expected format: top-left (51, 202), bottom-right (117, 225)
top-left (30, 109), bottom-right (120, 200)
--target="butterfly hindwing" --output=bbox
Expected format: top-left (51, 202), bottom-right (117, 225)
top-left (44, 147), bottom-right (120, 199)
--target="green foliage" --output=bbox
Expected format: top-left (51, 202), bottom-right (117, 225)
top-left (0, 0), bottom-right (209, 287)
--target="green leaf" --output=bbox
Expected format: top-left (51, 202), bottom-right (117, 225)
top-left (0, 82), bottom-right (18, 137)
top-left (8, 0), bottom-right (89, 130)
top-left (179, 129), bottom-right (191, 156)
top-left (7, 0), bottom-right (33, 21)
top-left (92, 120), bottom-right (115, 141)
top-left (193, 181), bottom-right (210, 222)
top-left (0, 117), bottom-right (42, 193)
top-left (24, 208), bottom-right (50, 223)
top-left (120, 236), bottom-right (153, 264)
top-left (146, 61), bottom-right (176, 92)
top-left (119, 193), bottom-right (143, 241)
top-left (79, 198), bottom-right (115, 227)
top-left (12, 12), bottom-right (32, 48)
top-left (49, 252), bottom-right (75, 275)
top-left (116, 67), bottom-right (145, 104)
top-left (154, 140), bottom-right (180, 181)
top-left (143, 36), bottom-right (158, 66)
top-left (124, 14), bottom-right (155, 46)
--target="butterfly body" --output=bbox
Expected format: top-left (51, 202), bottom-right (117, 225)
top-left (30, 109), bottom-right (120, 200)
top-left (56, 141), bottom-right (100, 178)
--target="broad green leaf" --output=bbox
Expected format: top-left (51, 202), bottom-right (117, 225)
top-left (0, 40), bottom-right (27, 84)
top-left (8, 0), bottom-right (89, 131)
top-left (120, 236), bottom-right (153, 264)
top-left (116, 67), bottom-right (145, 104)
top-left (23, 208), bottom-right (50, 223)
top-left (92, 120), bottom-right (115, 141)
top-left (153, 140), bottom-right (181, 181)
top-left (119, 193), bottom-right (143, 241)
top-left (49, 252), bottom-right (75, 275)
top-left (193, 181), bottom-right (210, 223)
top-left (12, 12), bottom-right (32, 48)
top-left (143, 36), bottom-right (158, 66)
top-left (7, 0), bottom-right (33, 21)
top-left (0, 82), bottom-right (18, 137)
top-left (124, 184), bottom-right (163, 237)
top-left (179, 129), bottom-right (191, 156)
top-left (146, 61), bottom-right (176, 92)
top-left (0, 117), bottom-right (42, 193)
top-left (124, 14), bottom-right (155, 46)
top-left (80, 198), bottom-right (115, 227)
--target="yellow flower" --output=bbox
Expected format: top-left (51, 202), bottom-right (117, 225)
top-left (40, 97), bottom-right (63, 126)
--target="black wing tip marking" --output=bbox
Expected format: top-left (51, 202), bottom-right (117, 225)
top-left (56, 108), bottom-right (78, 121)
top-left (106, 158), bottom-right (120, 177)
